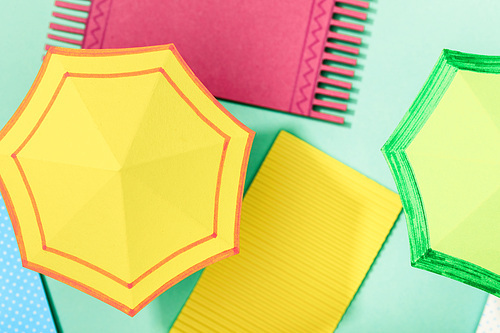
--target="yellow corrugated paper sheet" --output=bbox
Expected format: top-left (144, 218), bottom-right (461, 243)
top-left (171, 131), bottom-right (402, 332)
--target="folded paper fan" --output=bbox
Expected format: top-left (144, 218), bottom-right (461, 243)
top-left (382, 49), bottom-right (500, 296)
top-left (0, 44), bottom-right (254, 316)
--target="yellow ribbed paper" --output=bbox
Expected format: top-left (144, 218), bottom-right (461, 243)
top-left (171, 131), bottom-right (402, 332)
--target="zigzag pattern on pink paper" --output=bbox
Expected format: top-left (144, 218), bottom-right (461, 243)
top-left (290, 0), bottom-right (370, 124)
top-left (45, 0), bottom-right (369, 125)
top-left (45, 0), bottom-right (112, 50)
top-left (85, 0), bottom-right (110, 48)
top-left (294, 0), bottom-right (328, 116)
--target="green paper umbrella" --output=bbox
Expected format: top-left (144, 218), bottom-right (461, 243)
top-left (382, 49), bottom-right (500, 295)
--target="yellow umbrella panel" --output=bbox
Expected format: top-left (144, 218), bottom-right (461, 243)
top-left (0, 45), bottom-right (254, 316)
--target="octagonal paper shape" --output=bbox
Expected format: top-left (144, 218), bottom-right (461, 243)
top-left (0, 44), bottom-right (254, 316)
top-left (382, 49), bottom-right (500, 296)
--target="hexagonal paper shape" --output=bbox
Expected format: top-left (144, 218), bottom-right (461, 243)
top-left (382, 49), bottom-right (500, 296)
top-left (0, 44), bottom-right (254, 316)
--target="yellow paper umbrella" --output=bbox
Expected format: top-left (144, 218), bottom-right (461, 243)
top-left (0, 44), bottom-right (254, 316)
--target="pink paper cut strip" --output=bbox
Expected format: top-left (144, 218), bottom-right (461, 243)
top-left (46, 0), bottom-right (371, 125)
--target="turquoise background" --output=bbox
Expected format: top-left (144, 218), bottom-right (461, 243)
top-left (1, 0), bottom-right (498, 331)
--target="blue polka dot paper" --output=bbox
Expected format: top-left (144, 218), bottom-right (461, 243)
top-left (0, 196), bottom-right (57, 333)
top-left (476, 295), bottom-right (500, 333)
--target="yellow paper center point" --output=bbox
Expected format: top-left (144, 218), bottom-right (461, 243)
top-left (16, 70), bottom-right (227, 284)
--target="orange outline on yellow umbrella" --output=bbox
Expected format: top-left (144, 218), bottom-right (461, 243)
top-left (0, 44), bottom-right (254, 316)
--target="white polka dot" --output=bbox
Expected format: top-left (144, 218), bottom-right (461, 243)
top-left (477, 295), bottom-right (500, 333)
top-left (0, 199), bottom-right (56, 332)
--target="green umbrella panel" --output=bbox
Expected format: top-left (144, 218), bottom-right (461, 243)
top-left (382, 49), bottom-right (500, 296)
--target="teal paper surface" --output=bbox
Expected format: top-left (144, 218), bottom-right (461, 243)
top-left (0, 0), bottom-right (495, 332)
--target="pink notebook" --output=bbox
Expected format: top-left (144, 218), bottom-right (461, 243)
top-left (47, 0), bottom-right (369, 124)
